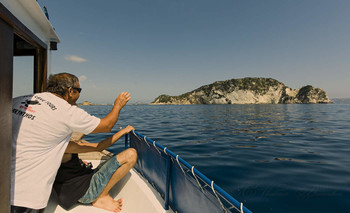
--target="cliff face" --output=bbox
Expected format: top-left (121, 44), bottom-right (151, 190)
top-left (152, 78), bottom-right (332, 104)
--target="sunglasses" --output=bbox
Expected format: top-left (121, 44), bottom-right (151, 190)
top-left (69, 87), bottom-right (82, 93)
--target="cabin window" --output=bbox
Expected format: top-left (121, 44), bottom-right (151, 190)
top-left (13, 35), bottom-right (36, 97)
top-left (12, 34), bottom-right (48, 96)
top-left (13, 56), bottom-right (34, 97)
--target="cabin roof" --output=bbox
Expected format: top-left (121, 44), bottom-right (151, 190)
top-left (1, 0), bottom-right (60, 44)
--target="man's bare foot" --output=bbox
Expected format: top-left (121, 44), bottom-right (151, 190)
top-left (92, 195), bottom-right (123, 212)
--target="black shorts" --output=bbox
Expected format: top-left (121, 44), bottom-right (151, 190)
top-left (11, 206), bottom-right (43, 213)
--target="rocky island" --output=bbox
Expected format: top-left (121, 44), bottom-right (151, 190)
top-left (152, 78), bottom-right (332, 105)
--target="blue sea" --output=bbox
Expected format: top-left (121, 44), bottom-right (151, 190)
top-left (81, 104), bottom-right (350, 213)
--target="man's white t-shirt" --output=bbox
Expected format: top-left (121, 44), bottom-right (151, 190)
top-left (11, 92), bottom-right (100, 209)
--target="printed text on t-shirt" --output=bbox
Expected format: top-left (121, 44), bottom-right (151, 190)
top-left (34, 95), bottom-right (57, 110)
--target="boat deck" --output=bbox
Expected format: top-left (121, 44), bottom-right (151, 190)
top-left (45, 152), bottom-right (174, 213)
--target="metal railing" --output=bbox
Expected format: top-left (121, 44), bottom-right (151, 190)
top-left (126, 130), bottom-right (252, 213)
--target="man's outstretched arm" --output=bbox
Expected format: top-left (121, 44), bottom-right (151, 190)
top-left (91, 92), bottom-right (131, 133)
top-left (65, 125), bottom-right (135, 154)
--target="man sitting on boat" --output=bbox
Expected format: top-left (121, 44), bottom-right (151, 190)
top-left (53, 125), bottom-right (137, 212)
top-left (11, 73), bottom-right (130, 213)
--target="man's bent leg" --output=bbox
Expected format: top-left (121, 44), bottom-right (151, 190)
top-left (78, 148), bottom-right (137, 212)
top-left (92, 148), bottom-right (137, 212)
top-left (98, 148), bottom-right (137, 197)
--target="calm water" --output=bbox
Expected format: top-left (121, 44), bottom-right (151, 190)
top-left (81, 104), bottom-right (350, 213)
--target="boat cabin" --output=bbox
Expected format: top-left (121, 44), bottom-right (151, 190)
top-left (0, 1), bottom-right (59, 212)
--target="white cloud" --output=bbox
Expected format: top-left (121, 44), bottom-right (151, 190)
top-left (64, 55), bottom-right (87, 63)
top-left (79, 75), bottom-right (87, 82)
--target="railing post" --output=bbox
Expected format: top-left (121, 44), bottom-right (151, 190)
top-left (164, 154), bottom-right (171, 210)
top-left (125, 133), bottom-right (129, 150)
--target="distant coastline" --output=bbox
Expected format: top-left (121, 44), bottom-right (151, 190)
top-left (78, 98), bottom-right (350, 106)
top-left (77, 101), bottom-right (111, 106)
top-left (331, 98), bottom-right (350, 104)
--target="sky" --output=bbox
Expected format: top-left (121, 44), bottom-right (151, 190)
top-left (14, 0), bottom-right (350, 103)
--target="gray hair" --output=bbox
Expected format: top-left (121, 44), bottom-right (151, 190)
top-left (46, 73), bottom-right (79, 96)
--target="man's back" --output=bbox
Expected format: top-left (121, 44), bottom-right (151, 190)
top-left (11, 92), bottom-right (100, 209)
